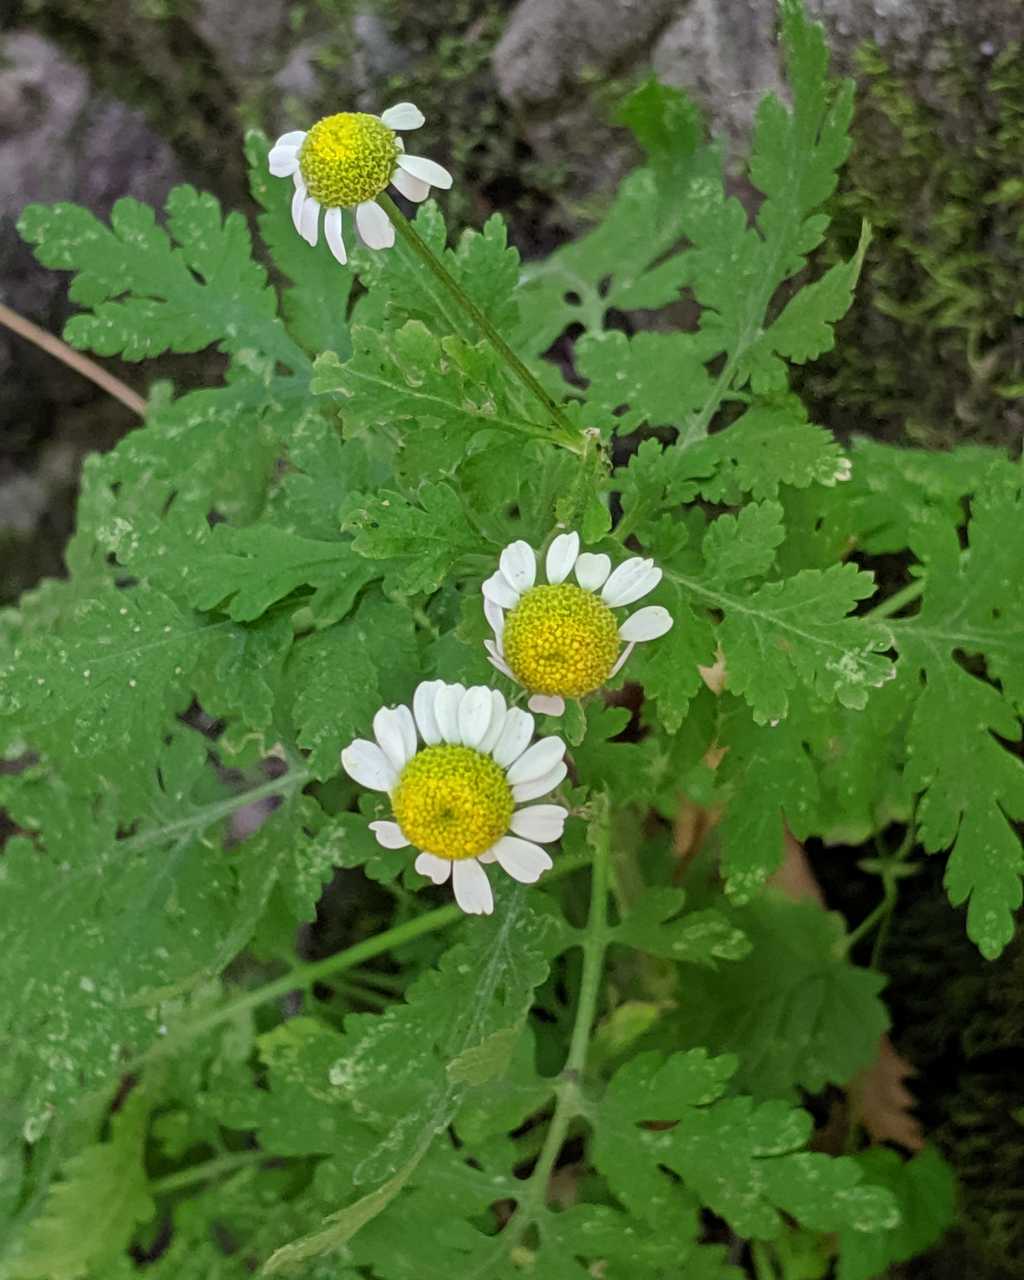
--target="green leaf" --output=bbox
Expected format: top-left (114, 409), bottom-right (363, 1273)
top-left (0, 735), bottom-right (312, 1123)
top-left (183, 525), bottom-right (378, 624)
top-left (743, 221), bottom-right (870, 391)
top-left (340, 482), bottom-right (482, 596)
top-left (0, 580), bottom-right (203, 808)
top-left (354, 202), bottom-right (520, 340)
top-left (700, 402), bottom-right (852, 503)
top-left (313, 323), bottom-right (547, 451)
top-left (19, 188), bottom-right (306, 372)
top-left (255, 887), bottom-right (563, 1270)
top-left (615, 78), bottom-right (703, 172)
top-left (612, 888), bottom-right (751, 966)
top-left (702, 501), bottom-right (785, 585)
top-left (840, 437), bottom-right (1015, 555)
top-left (626, 584), bottom-right (717, 734)
top-left (66, 389), bottom-right (291, 594)
top-left (898, 473), bottom-right (1024, 957)
top-left (246, 130), bottom-right (352, 358)
top-left (706, 561), bottom-right (894, 724)
top-left (714, 693), bottom-right (823, 898)
top-left (594, 1049), bottom-right (898, 1239)
top-left (288, 593), bottom-right (418, 780)
top-left (9, 1089), bottom-right (154, 1279)
top-left (578, 330), bottom-right (716, 438)
top-left (670, 893), bottom-right (889, 1097)
top-left (837, 1148), bottom-right (957, 1280)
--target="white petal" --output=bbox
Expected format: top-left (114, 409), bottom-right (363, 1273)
top-left (506, 736), bottom-right (566, 786)
top-left (499, 541), bottom-right (537, 593)
top-left (477, 849), bottom-right (497, 864)
top-left (575, 552), bottom-right (612, 591)
top-left (390, 166), bottom-right (431, 202)
top-left (268, 145), bottom-right (300, 177)
top-left (486, 648), bottom-right (515, 680)
top-left (434, 683), bottom-right (466, 745)
top-left (356, 199), bottom-right (395, 250)
top-left (490, 836), bottom-right (553, 884)
top-left (510, 804), bottom-right (568, 843)
top-left (452, 859), bottom-right (494, 915)
top-left (482, 571), bottom-right (520, 610)
top-left (273, 130), bottom-right (307, 149)
top-left (619, 605), bottom-right (673, 642)
top-left (458, 686), bottom-right (494, 749)
top-left (341, 739), bottom-right (397, 792)
top-left (609, 642), bottom-right (635, 678)
top-left (300, 196), bottom-right (320, 247)
top-left (381, 102), bottom-right (426, 131)
top-left (324, 205), bottom-right (347, 265)
top-left (413, 680), bottom-right (443, 745)
top-left (395, 152), bottom-right (453, 189)
top-left (370, 820), bottom-right (410, 849)
top-left (491, 707), bottom-right (535, 767)
top-left (291, 183), bottom-right (307, 236)
top-left (484, 598), bottom-right (505, 640)
top-left (478, 691), bottom-right (508, 754)
top-left (528, 694), bottom-right (565, 716)
top-left (601, 559), bottom-right (661, 608)
top-left (545, 532), bottom-right (580, 585)
top-left (512, 762), bottom-right (568, 803)
top-left (415, 851), bottom-right (452, 885)
top-left (373, 705), bottom-right (417, 772)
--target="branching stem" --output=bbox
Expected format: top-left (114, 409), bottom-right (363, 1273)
top-left (134, 844), bottom-right (594, 1070)
top-left (486, 794), bottom-right (612, 1264)
top-left (377, 194), bottom-right (582, 451)
top-left (866, 577), bottom-right (926, 620)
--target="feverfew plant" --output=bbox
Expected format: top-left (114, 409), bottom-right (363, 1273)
top-left (1, 2), bottom-right (1016, 1276)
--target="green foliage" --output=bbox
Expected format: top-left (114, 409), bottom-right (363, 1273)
top-left (837, 1147), bottom-right (957, 1280)
top-left (668, 893), bottom-right (890, 1097)
top-left (0, 3), bottom-right (1010, 1277)
top-left (7, 1087), bottom-right (154, 1279)
top-left (595, 1049), bottom-right (898, 1239)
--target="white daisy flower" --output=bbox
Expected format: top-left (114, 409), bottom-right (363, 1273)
top-left (267, 103), bottom-right (453, 265)
top-left (482, 532), bottom-right (674, 717)
top-left (340, 681), bottom-right (569, 916)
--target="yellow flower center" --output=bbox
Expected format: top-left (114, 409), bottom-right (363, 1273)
top-left (298, 112), bottom-right (398, 207)
top-left (392, 745), bottom-right (513, 861)
top-left (502, 584), bottom-right (620, 698)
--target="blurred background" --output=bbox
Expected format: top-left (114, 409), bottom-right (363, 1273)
top-left (1, 3), bottom-right (1023, 1274)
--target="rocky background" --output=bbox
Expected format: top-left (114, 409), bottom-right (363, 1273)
top-left (1, 2), bottom-right (1023, 1273)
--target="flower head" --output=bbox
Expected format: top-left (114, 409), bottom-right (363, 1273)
top-left (483, 532), bottom-right (673, 716)
top-left (268, 102), bottom-right (453, 265)
top-left (341, 681), bottom-right (569, 916)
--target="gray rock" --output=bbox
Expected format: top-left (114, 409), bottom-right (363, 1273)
top-left (494, 0), bottom-right (1024, 189)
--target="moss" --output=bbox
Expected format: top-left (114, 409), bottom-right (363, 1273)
top-left (798, 41), bottom-right (1024, 451)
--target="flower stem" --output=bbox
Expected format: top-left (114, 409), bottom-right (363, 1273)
top-left (494, 794), bottom-right (612, 1256)
top-left (134, 844), bottom-right (594, 1071)
top-left (377, 193), bottom-right (581, 450)
top-left (149, 1149), bottom-right (270, 1196)
top-left (866, 577), bottom-right (925, 620)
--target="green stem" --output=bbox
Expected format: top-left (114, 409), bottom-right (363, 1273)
top-left (149, 1149), bottom-right (270, 1196)
top-left (500, 795), bottom-right (612, 1247)
top-left (843, 889), bottom-right (896, 954)
top-left (135, 845), bottom-right (594, 1070)
top-left (866, 577), bottom-right (926, 620)
top-left (378, 193), bottom-right (581, 451)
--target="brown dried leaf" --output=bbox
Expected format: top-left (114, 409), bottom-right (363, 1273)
top-left (849, 1034), bottom-right (925, 1152)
